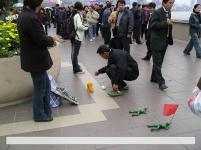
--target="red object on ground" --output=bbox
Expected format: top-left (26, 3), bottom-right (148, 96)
top-left (163, 104), bottom-right (179, 116)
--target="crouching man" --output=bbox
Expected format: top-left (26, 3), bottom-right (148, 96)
top-left (95, 45), bottom-right (139, 96)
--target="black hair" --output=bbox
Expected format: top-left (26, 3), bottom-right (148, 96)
top-left (132, 2), bottom-right (138, 7)
top-left (193, 4), bottom-right (201, 13)
top-left (106, 2), bottom-right (112, 8)
top-left (162, 0), bottom-right (171, 4)
top-left (97, 45), bottom-right (110, 54)
top-left (23, 0), bottom-right (43, 10)
top-left (148, 2), bottom-right (156, 9)
top-left (74, 1), bottom-right (83, 10)
top-left (117, 0), bottom-right (126, 6)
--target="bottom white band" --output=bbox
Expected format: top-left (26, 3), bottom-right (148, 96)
top-left (6, 137), bottom-right (195, 145)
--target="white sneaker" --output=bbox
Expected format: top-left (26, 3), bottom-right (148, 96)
top-left (93, 37), bottom-right (95, 40)
top-left (89, 39), bottom-right (93, 42)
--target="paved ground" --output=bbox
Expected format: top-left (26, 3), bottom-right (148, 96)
top-left (1, 28), bottom-right (201, 150)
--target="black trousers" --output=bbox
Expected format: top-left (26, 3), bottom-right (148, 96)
top-left (102, 27), bottom-right (111, 45)
top-left (151, 44), bottom-right (168, 85)
top-left (141, 22), bottom-right (148, 39)
top-left (106, 64), bottom-right (139, 89)
top-left (113, 36), bottom-right (131, 53)
top-left (145, 38), bottom-right (152, 59)
top-left (71, 39), bottom-right (82, 73)
top-left (133, 26), bottom-right (141, 43)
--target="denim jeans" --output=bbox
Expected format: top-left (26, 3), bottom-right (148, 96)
top-left (71, 39), bottom-right (81, 72)
top-left (184, 33), bottom-right (201, 56)
top-left (88, 24), bottom-right (97, 39)
top-left (31, 71), bottom-right (52, 120)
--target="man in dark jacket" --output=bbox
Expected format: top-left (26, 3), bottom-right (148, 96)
top-left (95, 45), bottom-right (139, 92)
top-left (113, 0), bottom-right (133, 53)
top-left (149, 0), bottom-right (174, 90)
top-left (142, 2), bottom-right (156, 60)
top-left (131, 2), bottom-right (143, 44)
top-left (17, 0), bottom-right (60, 122)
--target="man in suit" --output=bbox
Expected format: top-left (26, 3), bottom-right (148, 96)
top-left (95, 45), bottom-right (139, 92)
top-left (141, 2), bottom-right (156, 61)
top-left (113, 0), bottom-right (133, 53)
top-left (149, 0), bottom-right (174, 90)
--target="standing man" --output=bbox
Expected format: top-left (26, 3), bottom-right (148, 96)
top-left (114, 0), bottom-right (133, 53)
top-left (142, 2), bottom-right (156, 61)
top-left (102, 2), bottom-right (112, 45)
top-left (71, 2), bottom-right (88, 74)
top-left (149, 0), bottom-right (174, 90)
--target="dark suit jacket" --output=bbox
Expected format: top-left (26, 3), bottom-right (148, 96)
top-left (17, 8), bottom-right (54, 73)
top-left (116, 9), bottom-right (134, 37)
top-left (98, 49), bottom-right (139, 84)
top-left (149, 7), bottom-right (173, 51)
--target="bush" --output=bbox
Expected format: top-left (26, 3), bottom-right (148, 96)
top-left (0, 20), bottom-right (20, 57)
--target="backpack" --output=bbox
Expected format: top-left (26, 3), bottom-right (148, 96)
top-left (66, 13), bottom-right (78, 40)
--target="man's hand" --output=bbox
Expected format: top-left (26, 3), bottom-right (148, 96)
top-left (95, 71), bottom-right (99, 76)
top-left (52, 35), bottom-right (61, 42)
top-left (167, 19), bottom-right (174, 25)
top-left (112, 84), bottom-right (119, 91)
top-left (127, 34), bottom-right (131, 38)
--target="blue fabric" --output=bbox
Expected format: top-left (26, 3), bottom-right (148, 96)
top-left (184, 32), bottom-right (201, 56)
top-left (50, 92), bottom-right (61, 108)
top-left (189, 13), bottom-right (201, 36)
top-left (31, 71), bottom-right (52, 120)
top-left (102, 8), bottom-right (111, 27)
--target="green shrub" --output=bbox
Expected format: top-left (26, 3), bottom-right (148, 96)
top-left (0, 20), bottom-right (20, 57)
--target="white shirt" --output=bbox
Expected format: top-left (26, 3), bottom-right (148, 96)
top-left (74, 13), bottom-right (88, 41)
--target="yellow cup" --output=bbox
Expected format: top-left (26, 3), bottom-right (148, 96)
top-left (87, 82), bottom-right (94, 93)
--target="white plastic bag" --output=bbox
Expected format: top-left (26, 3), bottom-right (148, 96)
top-left (188, 87), bottom-right (201, 117)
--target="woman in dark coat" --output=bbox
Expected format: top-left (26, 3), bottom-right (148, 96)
top-left (183, 4), bottom-right (201, 58)
top-left (17, 0), bottom-right (60, 122)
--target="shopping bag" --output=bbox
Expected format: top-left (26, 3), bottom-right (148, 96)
top-left (188, 86), bottom-right (201, 117)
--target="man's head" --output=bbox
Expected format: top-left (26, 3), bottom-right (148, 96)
top-left (132, 2), bottom-right (138, 9)
top-left (117, 0), bottom-right (126, 12)
top-left (148, 2), bottom-right (156, 12)
top-left (74, 2), bottom-right (84, 12)
top-left (97, 45), bottom-right (111, 59)
top-left (106, 2), bottom-right (112, 8)
top-left (162, 0), bottom-right (175, 11)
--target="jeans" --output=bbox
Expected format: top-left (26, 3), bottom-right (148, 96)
top-left (88, 24), bottom-right (97, 39)
top-left (31, 72), bottom-right (52, 120)
top-left (71, 39), bottom-right (82, 72)
top-left (184, 33), bottom-right (201, 56)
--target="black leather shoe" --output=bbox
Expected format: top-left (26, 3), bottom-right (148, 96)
top-left (183, 51), bottom-right (190, 55)
top-left (197, 55), bottom-right (201, 59)
top-left (150, 79), bottom-right (157, 83)
top-left (142, 56), bottom-right (151, 61)
top-left (159, 84), bottom-right (168, 90)
top-left (34, 117), bottom-right (53, 122)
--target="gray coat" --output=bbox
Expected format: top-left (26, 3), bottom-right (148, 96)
top-left (116, 9), bottom-right (134, 37)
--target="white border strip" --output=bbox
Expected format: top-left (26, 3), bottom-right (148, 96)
top-left (7, 137), bottom-right (195, 145)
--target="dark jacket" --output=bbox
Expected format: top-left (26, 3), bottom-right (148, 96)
top-left (17, 8), bottom-right (54, 73)
top-left (149, 7), bottom-right (173, 51)
top-left (116, 9), bottom-right (134, 37)
top-left (131, 8), bottom-right (142, 28)
top-left (98, 49), bottom-right (139, 84)
top-left (189, 13), bottom-right (201, 37)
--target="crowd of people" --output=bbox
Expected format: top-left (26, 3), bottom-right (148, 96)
top-left (8, 0), bottom-right (201, 122)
